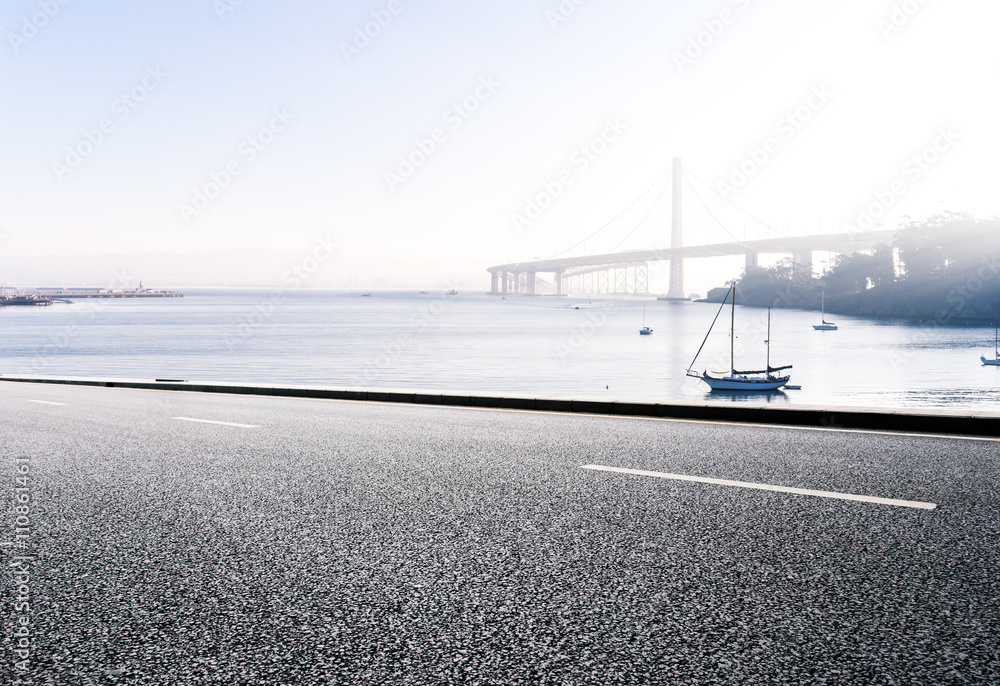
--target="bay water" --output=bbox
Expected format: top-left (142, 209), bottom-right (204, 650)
top-left (1, 289), bottom-right (998, 410)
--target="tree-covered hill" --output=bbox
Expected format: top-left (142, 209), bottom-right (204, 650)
top-left (705, 213), bottom-right (1000, 322)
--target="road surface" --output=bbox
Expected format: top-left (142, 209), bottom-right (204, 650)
top-left (1, 382), bottom-right (997, 685)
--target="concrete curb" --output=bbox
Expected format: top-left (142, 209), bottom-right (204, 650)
top-left (2, 375), bottom-right (998, 437)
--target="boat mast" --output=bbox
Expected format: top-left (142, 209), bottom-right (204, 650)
top-left (730, 284), bottom-right (736, 373)
top-left (766, 307), bottom-right (771, 371)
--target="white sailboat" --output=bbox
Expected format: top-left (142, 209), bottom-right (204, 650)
top-left (639, 305), bottom-right (653, 335)
top-left (686, 283), bottom-right (792, 391)
top-left (982, 324), bottom-right (1000, 365)
top-left (812, 290), bottom-right (837, 330)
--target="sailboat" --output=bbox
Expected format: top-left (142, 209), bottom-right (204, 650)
top-left (686, 283), bottom-right (792, 391)
top-left (639, 305), bottom-right (653, 335)
top-left (812, 290), bottom-right (837, 330)
top-left (982, 324), bottom-right (1000, 365)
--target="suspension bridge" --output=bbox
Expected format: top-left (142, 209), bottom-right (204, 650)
top-left (486, 158), bottom-right (894, 297)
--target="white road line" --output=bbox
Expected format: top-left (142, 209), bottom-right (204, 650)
top-left (28, 400), bottom-right (69, 406)
top-left (172, 417), bottom-right (258, 428)
top-left (581, 464), bottom-right (937, 510)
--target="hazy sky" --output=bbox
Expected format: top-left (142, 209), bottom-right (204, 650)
top-left (2, 0), bottom-right (998, 291)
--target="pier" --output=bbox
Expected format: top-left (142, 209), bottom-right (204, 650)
top-left (33, 287), bottom-right (183, 298)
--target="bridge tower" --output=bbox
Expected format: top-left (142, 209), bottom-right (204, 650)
top-left (663, 157), bottom-right (687, 300)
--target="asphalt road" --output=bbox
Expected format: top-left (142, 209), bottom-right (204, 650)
top-left (1, 382), bottom-right (998, 685)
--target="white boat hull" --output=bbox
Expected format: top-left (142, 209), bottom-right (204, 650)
top-left (812, 323), bottom-right (837, 330)
top-left (699, 373), bottom-right (790, 391)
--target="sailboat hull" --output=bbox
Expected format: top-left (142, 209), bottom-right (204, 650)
top-left (814, 292), bottom-right (837, 330)
top-left (982, 356), bottom-right (1000, 366)
top-left (699, 374), bottom-right (790, 391)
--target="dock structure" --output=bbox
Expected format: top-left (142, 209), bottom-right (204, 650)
top-left (0, 294), bottom-right (52, 306)
top-left (34, 287), bottom-right (183, 298)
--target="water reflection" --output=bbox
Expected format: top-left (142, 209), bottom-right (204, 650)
top-left (705, 390), bottom-right (789, 403)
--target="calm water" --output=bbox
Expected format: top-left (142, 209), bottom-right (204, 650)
top-left (1, 289), bottom-right (998, 410)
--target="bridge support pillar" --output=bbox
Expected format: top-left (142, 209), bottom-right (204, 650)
top-left (665, 157), bottom-right (685, 299)
top-left (614, 267), bottom-right (627, 294)
top-left (526, 271), bottom-right (537, 295)
top-left (490, 271), bottom-right (499, 295)
top-left (635, 263), bottom-right (649, 294)
top-left (598, 271), bottom-right (609, 294)
top-left (667, 256), bottom-right (684, 298)
top-left (501, 271), bottom-right (510, 295)
top-left (556, 270), bottom-right (564, 295)
top-left (745, 251), bottom-right (758, 270)
top-left (793, 251), bottom-right (813, 277)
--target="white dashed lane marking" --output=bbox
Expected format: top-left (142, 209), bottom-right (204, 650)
top-left (581, 464), bottom-right (937, 510)
top-left (172, 417), bottom-right (259, 428)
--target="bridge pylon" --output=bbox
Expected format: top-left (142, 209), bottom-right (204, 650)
top-left (660, 157), bottom-right (689, 301)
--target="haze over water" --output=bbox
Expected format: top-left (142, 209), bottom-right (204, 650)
top-left (2, 290), bottom-right (997, 411)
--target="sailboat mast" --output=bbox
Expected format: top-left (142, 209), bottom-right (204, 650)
top-left (730, 284), bottom-right (735, 372)
top-left (766, 307), bottom-right (771, 371)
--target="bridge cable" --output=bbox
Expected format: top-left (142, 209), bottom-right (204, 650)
top-left (542, 168), bottom-right (672, 259)
top-left (681, 171), bottom-right (750, 248)
top-left (682, 166), bottom-right (785, 239)
top-left (607, 179), bottom-right (672, 253)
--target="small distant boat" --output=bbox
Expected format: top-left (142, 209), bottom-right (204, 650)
top-left (639, 305), bottom-right (653, 335)
top-left (983, 324), bottom-right (1000, 365)
top-left (812, 290), bottom-right (837, 330)
top-left (686, 283), bottom-right (792, 391)
top-left (360, 292), bottom-right (372, 297)
top-left (418, 291), bottom-right (428, 294)
top-left (446, 289), bottom-right (458, 295)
